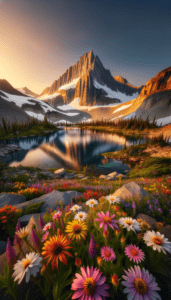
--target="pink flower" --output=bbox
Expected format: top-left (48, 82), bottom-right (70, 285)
top-left (39, 214), bottom-right (45, 230)
top-left (124, 244), bottom-right (145, 264)
top-left (101, 246), bottom-right (116, 262)
top-left (53, 211), bottom-right (62, 220)
top-left (42, 231), bottom-right (49, 241)
top-left (88, 234), bottom-right (97, 259)
top-left (42, 222), bottom-right (52, 232)
top-left (94, 211), bottom-right (119, 231)
top-left (6, 237), bottom-right (17, 268)
top-left (121, 265), bottom-right (161, 300)
top-left (71, 265), bottom-right (110, 299)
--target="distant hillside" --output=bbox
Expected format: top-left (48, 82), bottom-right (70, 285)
top-left (17, 87), bottom-right (38, 98)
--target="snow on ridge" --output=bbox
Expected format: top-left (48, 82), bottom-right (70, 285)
top-left (110, 115), bottom-right (124, 121)
top-left (113, 103), bottom-right (132, 113)
top-left (93, 80), bottom-right (139, 102)
top-left (58, 78), bottom-right (80, 91)
top-left (0, 89), bottom-right (79, 116)
top-left (68, 97), bottom-right (119, 111)
top-left (156, 115), bottom-right (171, 126)
top-left (38, 92), bottom-right (60, 100)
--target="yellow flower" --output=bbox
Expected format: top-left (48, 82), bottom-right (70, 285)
top-left (141, 221), bottom-right (150, 232)
top-left (65, 220), bottom-right (88, 242)
top-left (16, 226), bottom-right (29, 239)
top-left (156, 222), bottom-right (164, 231)
top-left (137, 219), bottom-right (143, 224)
top-left (96, 256), bottom-right (103, 266)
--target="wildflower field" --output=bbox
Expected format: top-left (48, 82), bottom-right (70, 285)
top-left (0, 175), bottom-right (171, 300)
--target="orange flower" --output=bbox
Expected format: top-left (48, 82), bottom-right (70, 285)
top-left (57, 228), bottom-right (63, 236)
top-left (1, 220), bottom-right (7, 223)
top-left (120, 237), bottom-right (126, 244)
top-left (115, 229), bottom-right (121, 235)
top-left (96, 256), bottom-right (103, 266)
top-left (122, 212), bottom-right (127, 216)
top-left (75, 258), bottom-right (82, 267)
top-left (111, 274), bottom-right (119, 287)
top-left (103, 230), bottom-right (109, 238)
top-left (96, 243), bottom-right (99, 248)
top-left (41, 235), bottom-right (73, 271)
top-left (114, 206), bottom-right (120, 211)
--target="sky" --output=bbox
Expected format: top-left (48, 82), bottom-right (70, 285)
top-left (0, 0), bottom-right (171, 95)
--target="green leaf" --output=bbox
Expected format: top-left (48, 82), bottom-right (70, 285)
top-left (3, 258), bottom-right (9, 279)
top-left (53, 282), bottom-right (59, 300)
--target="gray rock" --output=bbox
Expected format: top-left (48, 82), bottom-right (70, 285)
top-left (54, 168), bottom-right (65, 176)
top-left (112, 181), bottom-right (149, 200)
top-left (136, 213), bottom-right (157, 230)
top-left (0, 193), bottom-right (26, 209)
top-left (18, 213), bottom-right (46, 228)
top-left (0, 241), bottom-right (7, 255)
top-left (14, 190), bottom-right (84, 212)
top-left (99, 175), bottom-right (107, 179)
top-left (77, 174), bottom-right (85, 179)
top-left (160, 225), bottom-right (171, 242)
top-left (107, 171), bottom-right (118, 177)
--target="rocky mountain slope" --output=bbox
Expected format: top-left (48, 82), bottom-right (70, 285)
top-left (17, 87), bottom-right (38, 98)
top-left (38, 50), bottom-right (142, 106)
top-left (0, 80), bottom-right (91, 125)
top-left (110, 67), bottom-right (171, 124)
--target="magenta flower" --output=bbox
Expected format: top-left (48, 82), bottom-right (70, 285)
top-left (71, 265), bottom-right (110, 299)
top-left (31, 228), bottom-right (41, 251)
top-left (14, 219), bottom-right (21, 248)
top-left (124, 244), bottom-right (145, 264)
top-left (94, 211), bottom-right (119, 231)
top-left (88, 234), bottom-right (97, 259)
top-left (101, 246), bottom-right (116, 262)
top-left (6, 237), bottom-right (17, 267)
top-left (42, 222), bottom-right (52, 232)
top-left (53, 211), bottom-right (62, 220)
top-left (42, 231), bottom-right (49, 242)
top-left (39, 214), bottom-right (45, 230)
top-left (52, 221), bottom-right (56, 232)
top-left (121, 265), bottom-right (161, 300)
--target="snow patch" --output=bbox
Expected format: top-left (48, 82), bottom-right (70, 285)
top-left (94, 80), bottom-right (138, 102)
top-left (156, 115), bottom-right (171, 126)
top-left (25, 111), bottom-right (46, 121)
top-left (110, 115), bottom-right (124, 121)
top-left (113, 103), bottom-right (132, 113)
top-left (59, 78), bottom-right (80, 91)
top-left (38, 92), bottom-right (60, 100)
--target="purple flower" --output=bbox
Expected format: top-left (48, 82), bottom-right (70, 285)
top-left (149, 204), bottom-right (153, 212)
top-left (132, 201), bottom-right (136, 209)
top-left (31, 229), bottom-right (41, 250)
top-left (52, 221), bottom-right (56, 232)
top-left (6, 237), bottom-right (17, 267)
top-left (157, 208), bottom-right (163, 214)
top-left (169, 209), bottom-right (171, 214)
top-left (88, 234), bottom-right (97, 259)
top-left (39, 214), bottom-right (45, 230)
top-left (14, 219), bottom-right (22, 248)
top-left (147, 200), bottom-right (150, 204)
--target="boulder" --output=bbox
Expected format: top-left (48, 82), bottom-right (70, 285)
top-left (54, 168), bottom-right (65, 176)
top-left (135, 213), bottom-right (157, 230)
top-left (64, 172), bottom-right (76, 179)
top-left (112, 181), bottom-right (149, 200)
top-left (0, 241), bottom-right (7, 255)
top-left (18, 212), bottom-right (46, 228)
top-left (14, 190), bottom-right (84, 212)
top-left (0, 193), bottom-right (26, 209)
top-left (160, 225), bottom-right (171, 242)
top-left (99, 175), bottom-right (107, 179)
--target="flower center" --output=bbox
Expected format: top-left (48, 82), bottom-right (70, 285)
top-left (125, 220), bottom-right (133, 226)
top-left (152, 236), bottom-right (163, 245)
top-left (72, 224), bottom-right (82, 234)
top-left (79, 214), bottom-right (83, 218)
top-left (103, 216), bottom-right (111, 223)
top-left (105, 250), bottom-right (111, 257)
top-left (131, 249), bottom-right (138, 256)
top-left (110, 198), bottom-right (115, 202)
top-left (134, 278), bottom-right (148, 294)
top-left (54, 244), bottom-right (63, 255)
top-left (83, 277), bottom-right (96, 296)
top-left (22, 258), bottom-right (31, 269)
top-left (90, 201), bottom-right (95, 204)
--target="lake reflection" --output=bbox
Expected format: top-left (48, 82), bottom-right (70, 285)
top-left (3, 128), bottom-right (143, 174)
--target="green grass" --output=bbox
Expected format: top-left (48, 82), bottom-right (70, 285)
top-left (128, 157), bottom-right (171, 178)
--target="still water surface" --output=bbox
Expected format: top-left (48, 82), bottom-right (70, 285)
top-left (3, 128), bottom-right (144, 175)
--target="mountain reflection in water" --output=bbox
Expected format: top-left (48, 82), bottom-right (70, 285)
top-left (5, 128), bottom-right (141, 173)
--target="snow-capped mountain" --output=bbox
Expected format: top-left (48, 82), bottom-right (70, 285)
top-left (38, 50), bottom-right (143, 107)
top-left (0, 79), bottom-right (91, 125)
top-left (17, 87), bottom-right (38, 98)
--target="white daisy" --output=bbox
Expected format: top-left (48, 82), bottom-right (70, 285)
top-left (42, 222), bottom-right (52, 232)
top-left (12, 252), bottom-right (42, 284)
top-left (16, 226), bottom-right (29, 239)
top-left (143, 230), bottom-right (171, 254)
top-left (74, 211), bottom-right (88, 221)
top-left (70, 205), bottom-right (82, 212)
top-left (86, 199), bottom-right (99, 207)
top-left (119, 217), bottom-right (141, 233)
top-left (105, 195), bottom-right (121, 205)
